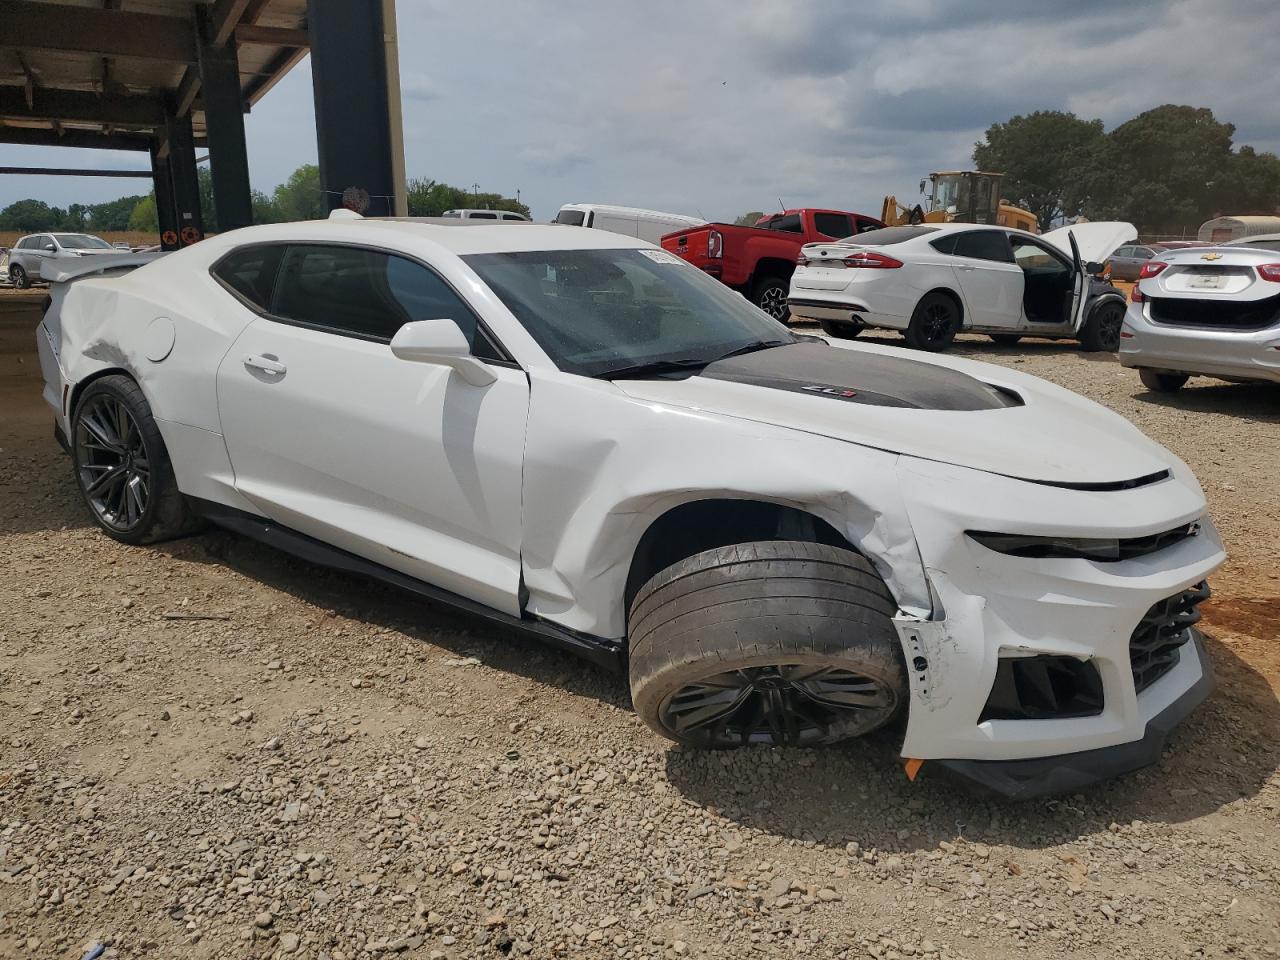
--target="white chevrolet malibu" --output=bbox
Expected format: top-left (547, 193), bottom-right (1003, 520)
top-left (36, 214), bottom-right (1224, 797)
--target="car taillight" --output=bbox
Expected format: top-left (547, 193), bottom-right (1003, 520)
top-left (1130, 284), bottom-right (1144, 303)
top-left (707, 229), bottom-right (723, 259)
top-left (842, 250), bottom-right (902, 269)
top-left (1138, 261), bottom-right (1167, 279)
top-left (1257, 263), bottom-right (1280, 282)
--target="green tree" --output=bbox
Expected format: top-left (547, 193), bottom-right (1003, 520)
top-left (61, 203), bottom-right (89, 231)
top-left (405, 177), bottom-right (530, 218)
top-left (734, 211), bottom-right (765, 226)
top-left (973, 110), bottom-right (1105, 231)
top-left (1214, 145), bottom-right (1280, 215)
top-left (251, 190), bottom-right (281, 224)
top-left (272, 164), bottom-right (324, 221)
top-left (87, 194), bottom-right (147, 231)
top-left (0, 198), bottom-right (58, 232)
top-left (128, 194), bottom-right (159, 232)
top-left (1083, 105), bottom-right (1236, 234)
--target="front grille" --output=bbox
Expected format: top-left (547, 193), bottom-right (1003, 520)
top-left (980, 655), bottom-right (1104, 722)
top-left (1129, 581), bottom-right (1209, 694)
top-left (1149, 293), bottom-right (1280, 331)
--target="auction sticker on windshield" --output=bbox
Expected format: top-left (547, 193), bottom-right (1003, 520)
top-left (638, 249), bottom-right (683, 265)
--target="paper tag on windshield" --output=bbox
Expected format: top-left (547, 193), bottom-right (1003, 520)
top-left (638, 249), bottom-right (682, 264)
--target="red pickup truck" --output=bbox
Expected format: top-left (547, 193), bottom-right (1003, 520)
top-left (661, 208), bottom-right (884, 320)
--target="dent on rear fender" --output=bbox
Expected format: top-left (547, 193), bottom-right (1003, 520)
top-left (519, 375), bottom-right (932, 639)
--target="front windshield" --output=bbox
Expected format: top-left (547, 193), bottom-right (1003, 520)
top-left (58, 235), bottom-right (113, 249)
top-left (931, 175), bottom-right (968, 214)
top-left (463, 248), bottom-right (795, 376)
top-left (553, 209), bottom-right (585, 226)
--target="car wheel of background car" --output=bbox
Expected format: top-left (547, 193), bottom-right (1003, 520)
top-left (988, 334), bottom-right (1022, 346)
top-left (71, 375), bottom-right (201, 545)
top-left (904, 291), bottom-right (961, 352)
top-left (819, 318), bottom-right (864, 339)
top-left (628, 540), bottom-right (907, 749)
top-left (1078, 300), bottom-right (1126, 352)
top-left (8, 264), bottom-right (29, 289)
top-left (751, 275), bottom-right (791, 323)
top-left (1139, 369), bottom-right (1190, 393)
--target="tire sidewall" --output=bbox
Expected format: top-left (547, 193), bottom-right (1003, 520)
top-left (907, 292), bottom-right (960, 351)
top-left (1081, 300), bottom-right (1124, 352)
top-left (752, 275), bottom-right (790, 323)
top-left (10, 264), bottom-right (29, 288)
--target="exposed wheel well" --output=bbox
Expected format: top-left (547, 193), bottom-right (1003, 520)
top-left (918, 287), bottom-right (964, 324)
top-left (69, 367), bottom-right (134, 419)
top-left (624, 498), bottom-right (855, 618)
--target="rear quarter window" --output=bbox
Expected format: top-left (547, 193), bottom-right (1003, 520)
top-left (211, 245), bottom-right (286, 310)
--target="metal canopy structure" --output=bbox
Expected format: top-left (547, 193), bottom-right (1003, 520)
top-left (1, 0), bottom-right (406, 247)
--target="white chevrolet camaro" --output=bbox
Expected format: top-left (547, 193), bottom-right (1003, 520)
top-left (37, 214), bottom-right (1224, 797)
top-left (788, 222), bottom-right (1135, 353)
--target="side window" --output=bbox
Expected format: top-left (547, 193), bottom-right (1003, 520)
top-left (768, 213), bottom-right (802, 233)
top-left (34, 235), bottom-right (52, 250)
top-left (952, 230), bottom-right (1014, 263)
top-left (813, 212), bottom-right (853, 239)
top-left (929, 234), bottom-right (958, 256)
top-left (1011, 239), bottom-right (1067, 273)
top-left (1135, 247), bottom-right (1154, 260)
top-left (212, 245), bottom-right (286, 310)
top-left (855, 217), bottom-right (882, 234)
top-left (1111, 247), bottom-right (1132, 259)
top-left (469, 212), bottom-right (497, 220)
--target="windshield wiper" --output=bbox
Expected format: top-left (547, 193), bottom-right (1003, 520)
top-left (592, 357), bottom-right (715, 380)
top-left (710, 338), bottom-right (792, 362)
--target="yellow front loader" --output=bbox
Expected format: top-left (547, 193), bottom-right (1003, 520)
top-left (882, 171), bottom-right (1038, 234)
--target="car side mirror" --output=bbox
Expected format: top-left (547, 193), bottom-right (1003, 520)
top-left (1085, 261), bottom-right (1105, 276)
top-left (389, 318), bottom-right (497, 386)
top-left (44, 244), bottom-right (56, 251)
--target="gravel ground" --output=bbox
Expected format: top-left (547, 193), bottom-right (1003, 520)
top-left (1, 297), bottom-right (1278, 960)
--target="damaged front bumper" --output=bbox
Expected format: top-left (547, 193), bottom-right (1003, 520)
top-left (889, 455), bottom-right (1225, 797)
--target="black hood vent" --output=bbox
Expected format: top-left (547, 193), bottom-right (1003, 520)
top-left (699, 341), bottom-right (1021, 411)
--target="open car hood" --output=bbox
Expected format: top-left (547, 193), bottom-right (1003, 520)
top-left (614, 340), bottom-right (1176, 486)
top-left (1041, 221), bottom-right (1136, 264)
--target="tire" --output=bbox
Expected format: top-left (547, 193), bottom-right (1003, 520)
top-left (988, 334), bottom-right (1022, 346)
top-left (628, 541), bottom-right (908, 749)
top-left (904, 291), bottom-right (961, 351)
top-left (751, 275), bottom-right (791, 323)
top-left (1079, 299), bottom-right (1125, 352)
top-left (819, 318), bottom-right (863, 339)
top-left (71, 375), bottom-right (201, 545)
top-left (9, 264), bottom-right (29, 289)
top-left (1139, 369), bottom-right (1189, 393)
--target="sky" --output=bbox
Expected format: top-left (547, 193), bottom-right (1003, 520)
top-left (4, 0), bottom-right (1280, 222)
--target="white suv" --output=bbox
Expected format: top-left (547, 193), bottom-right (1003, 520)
top-left (37, 215), bottom-right (1224, 797)
top-left (5, 232), bottom-right (118, 288)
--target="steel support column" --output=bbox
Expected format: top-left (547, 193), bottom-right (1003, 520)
top-left (150, 142), bottom-right (180, 251)
top-left (195, 9), bottom-right (253, 231)
top-left (306, 0), bottom-right (406, 217)
top-left (164, 110), bottom-right (204, 245)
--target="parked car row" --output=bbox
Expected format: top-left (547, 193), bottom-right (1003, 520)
top-left (2, 232), bottom-right (133, 288)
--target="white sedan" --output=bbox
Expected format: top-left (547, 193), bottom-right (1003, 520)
top-left (37, 213), bottom-right (1223, 797)
top-left (788, 222), bottom-right (1135, 352)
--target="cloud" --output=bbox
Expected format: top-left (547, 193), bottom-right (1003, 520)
top-left (3, 1), bottom-right (1277, 222)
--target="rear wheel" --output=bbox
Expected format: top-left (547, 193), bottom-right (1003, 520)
top-left (988, 334), bottom-right (1022, 346)
top-left (8, 264), bottom-right (29, 289)
top-left (71, 375), bottom-right (201, 545)
top-left (819, 318), bottom-right (864, 339)
top-left (904, 292), bottom-right (960, 351)
top-left (628, 541), bottom-right (907, 749)
top-left (751, 275), bottom-right (791, 323)
top-left (1079, 300), bottom-right (1125, 352)
top-left (1139, 369), bottom-right (1189, 393)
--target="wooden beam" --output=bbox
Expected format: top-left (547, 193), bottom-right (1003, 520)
top-left (0, 0), bottom-right (197, 63)
top-left (242, 44), bottom-right (309, 107)
top-left (234, 24), bottom-right (310, 48)
top-left (0, 125), bottom-right (154, 151)
top-left (0, 87), bottom-right (166, 128)
top-left (175, 68), bottom-right (201, 117)
top-left (209, 0), bottom-right (253, 47)
top-left (0, 165), bottom-right (153, 177)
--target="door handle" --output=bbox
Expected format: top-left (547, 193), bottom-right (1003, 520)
top-left (244, 354), bottom-right (286, 375)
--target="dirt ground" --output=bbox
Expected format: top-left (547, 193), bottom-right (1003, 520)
top-left (1, 294), bottom-right (1277, 960)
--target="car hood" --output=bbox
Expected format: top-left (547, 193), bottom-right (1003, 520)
top-left (1041, 221), bottom-right (1137, 264)
top-left (614, 340), bottom-right (1176, 486)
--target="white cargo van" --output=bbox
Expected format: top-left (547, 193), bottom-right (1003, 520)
top-left (553, 203), bottom-right (705, 244)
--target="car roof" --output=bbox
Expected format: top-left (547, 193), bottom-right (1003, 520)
top-left (204, 217), bottom-right (655, 256)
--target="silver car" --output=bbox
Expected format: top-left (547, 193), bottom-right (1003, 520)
top-left (3, 232), bottom-right (118, 288)
top-left (1120, 245), bottom-right (1280, 391)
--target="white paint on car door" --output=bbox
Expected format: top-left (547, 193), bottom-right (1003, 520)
top-left (948, 230), bottom-right (1024, 329)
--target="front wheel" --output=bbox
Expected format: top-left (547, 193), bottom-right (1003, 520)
top-left (8, 264), bottom-right (29, 289)
top-left (1079, 300), bottom-right (1125, 352)
top-left (751, 275), bottom-right (791, 323)
top-left (1139, 369), bottom-right (1189, 393)
top-left (628, 541), bottom-right (907, 748)
top-left (71, 375), bottom-right (201, 545)
top-left (904, 292), bottom-right (961, 351)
